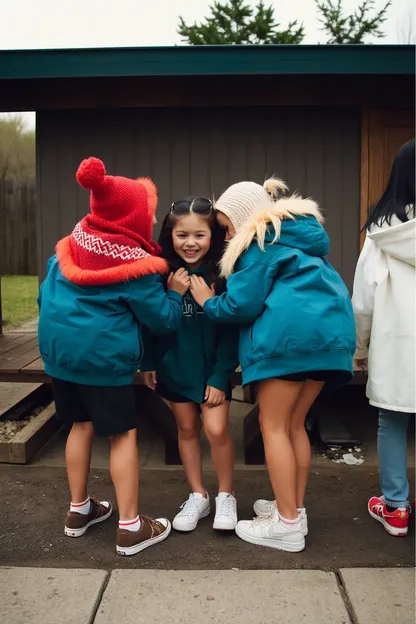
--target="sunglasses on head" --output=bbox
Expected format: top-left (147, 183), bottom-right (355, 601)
top-left (170, 198), bottom-right (213, 215)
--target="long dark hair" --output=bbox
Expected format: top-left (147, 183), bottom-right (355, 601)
top-left (364, 138), bottom-right (415, 231)
top-left (158, 197), bottom-right (226, 292)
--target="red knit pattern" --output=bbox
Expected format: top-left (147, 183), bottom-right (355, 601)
top-left (69, 216), bottom-right (161, 273)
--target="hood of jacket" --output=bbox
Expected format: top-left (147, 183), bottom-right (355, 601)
top-left (220, 195), bottom-right (325, 277)
top-left (56, 215), bottom-right (168, 286)
top-left (368, 212), bottom-right (415, 267)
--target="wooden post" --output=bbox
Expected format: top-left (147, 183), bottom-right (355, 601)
top-left (0, 179), bottom-right (4, 334)
top-left (360, 109), bottom-right (370, 250)
top-left (0, 276), bottom-right (2, 334)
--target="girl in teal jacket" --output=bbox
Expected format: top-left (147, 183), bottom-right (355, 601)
top-left (141, 197), bottom-right (239, 534)
top-left (191, 178), bottom-right (355, 553)
top-left (38, 157), bottom-right (188, 558)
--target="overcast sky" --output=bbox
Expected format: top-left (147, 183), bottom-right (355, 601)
top-left (1, 0), bottom-right (414, 128)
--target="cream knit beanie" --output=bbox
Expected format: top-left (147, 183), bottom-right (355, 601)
top-left (215, 179), bottom-right (287, 232)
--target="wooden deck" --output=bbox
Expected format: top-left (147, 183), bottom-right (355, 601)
top-left (0, 332), bottom-right (366, 465)
top-left (0, 332), bottom-right (182, 463)
top-left (0, 332), bottom-right (365, 387)
top-left (0, 332), bottom-right (153, 384)
top-left (0, 333), bottom-right (46, 383)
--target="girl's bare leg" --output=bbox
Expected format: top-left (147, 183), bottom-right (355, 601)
top-left (171, 401), bottom-right (205, 496)
top-left (65, 422), bottom-right (94, 503)
top-left (290, 380), bottom-right (325, 508)
top-left (201, 401), bottom-right (234, 494)
top-left (258, 379), bottom-right (304, 520)
top-left (109, 428), bottom-right (139, 520)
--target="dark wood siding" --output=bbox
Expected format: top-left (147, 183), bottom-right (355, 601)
top-left (37, 107), bottom-right (360, 288)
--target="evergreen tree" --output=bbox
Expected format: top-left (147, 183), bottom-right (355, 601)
top-left (315, 0), bottom-right (392, 44)
top-left (178, 0), bottom-right (304, 45)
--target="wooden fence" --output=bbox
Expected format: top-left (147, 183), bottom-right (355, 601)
top-left (0, 180), bottom-right (37, 276)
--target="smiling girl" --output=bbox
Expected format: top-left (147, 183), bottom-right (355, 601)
top-left (141, 197), bottom-right (239, 533)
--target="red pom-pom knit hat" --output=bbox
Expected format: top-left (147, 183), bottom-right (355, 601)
top-left (56, 157), bottom-right (168, 286)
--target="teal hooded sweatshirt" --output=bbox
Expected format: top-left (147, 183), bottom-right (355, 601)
top-left (204, 197), bottom-right (356, 386)
top-left (141, 265), bottom-right (239, 404)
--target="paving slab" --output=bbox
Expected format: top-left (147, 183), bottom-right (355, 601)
top-left (95, 569), bottom-right (350, 624)
top-left (340, 568), bottom-right (415, 624)
top-left (0, 567), bottom-right (108, 624)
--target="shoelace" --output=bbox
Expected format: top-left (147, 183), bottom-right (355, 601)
top-left (373, 502), bottom-right (385, 515)
top-left (178, 497), bottom-right (199, 519)
top-left (252, 515), bottom-right (277, 527)
top-left (374, 501), bottom-right (410, 515)
top-left (217, 497), bottom-right (236, 518)
top-left (252, 514), bottom-right (300, 531)
top-left (142, 516), bottom-right (163, 533)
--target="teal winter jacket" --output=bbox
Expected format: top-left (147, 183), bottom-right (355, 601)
top-left (204, 197), bottom-right (356, 386)
top-left (38, 255), bottom-right (183, 386)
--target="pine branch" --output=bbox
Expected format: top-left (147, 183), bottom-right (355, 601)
top-left (178, 0), bottom-right (304, 45)
top-left (315, 0), bottom-right (392, 44)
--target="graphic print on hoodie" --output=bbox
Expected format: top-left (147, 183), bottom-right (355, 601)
top-left (141, 267), bottom-right (239, 405)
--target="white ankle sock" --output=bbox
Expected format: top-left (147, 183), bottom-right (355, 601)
top-left (279, 513), bottom-right (300, 527)
top-left (70, 497), bottom-right (90, 515)
top-left (119, 515), bottom-right (141, 532)
top-left (297, 507), bottom-right (305, 514)
top-left (192, 492), bottom-right (207, 499)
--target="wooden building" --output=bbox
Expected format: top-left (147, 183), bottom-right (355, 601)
top-left (0, 45), bottom-right (414, 288)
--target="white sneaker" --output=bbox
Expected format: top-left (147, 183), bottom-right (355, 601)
top-left (213, 493), bottom-right (238, 530)
top-left (172, 493), bottom-right (210, 532)
top-left (253, 498), bottom-right (277, 517)
top-left (235, 511), bottom-right (305, 552)
top-left (253, 499), bottom-right (308, 536)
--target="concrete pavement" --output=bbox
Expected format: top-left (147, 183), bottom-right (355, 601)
top-left (1, 567), bottom-right (414, 624)
top-left (1, 567), bottom-right (107, 624)
top-left (339, 568), bottom-right (415, 624)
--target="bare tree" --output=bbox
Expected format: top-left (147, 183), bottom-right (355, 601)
top-left (0, 115), bottom-right (35, 181)
top-left (396, 6), bottom-right (416, 43)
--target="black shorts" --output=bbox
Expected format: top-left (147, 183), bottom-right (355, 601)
top-left (278, 370), bottom-right (351, 384)
top-left (52, 378), bottom-right (137, 437)
top-left (156, 381), bottom-right (232, 404)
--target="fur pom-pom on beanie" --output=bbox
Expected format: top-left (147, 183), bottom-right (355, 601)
top-left (215, 178), bottom-right (288, 232)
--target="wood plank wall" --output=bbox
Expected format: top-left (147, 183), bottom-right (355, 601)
top-left (37, 107), bottom-right (360, 289)
top-left (0, 180), bottom-right (37, 275)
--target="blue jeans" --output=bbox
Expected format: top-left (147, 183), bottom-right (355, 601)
top-left (377, 409), bottom-right (413, 508)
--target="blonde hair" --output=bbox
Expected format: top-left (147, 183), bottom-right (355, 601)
top-left (219, 181), bottom-right (323, 278)
top-left (263, 177), bottom-right (289, 201)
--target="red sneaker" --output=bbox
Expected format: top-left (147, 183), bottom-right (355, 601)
top-left (368, 496), bottom-right (409, 537)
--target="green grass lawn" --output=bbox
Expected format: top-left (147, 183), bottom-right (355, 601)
top-left (1, 276), bottom-right (39, 328)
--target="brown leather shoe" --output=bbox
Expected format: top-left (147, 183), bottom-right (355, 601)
top-left (65, 498), bottom-right (113, 537)
top-left (116, 515), bottom-right (171, 556)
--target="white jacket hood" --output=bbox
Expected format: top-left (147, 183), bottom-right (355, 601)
top-left (368, 211), bottom-right (416, 267)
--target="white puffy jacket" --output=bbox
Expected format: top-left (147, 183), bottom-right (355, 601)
top-left (352, 211), bottom-right (415, 413)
